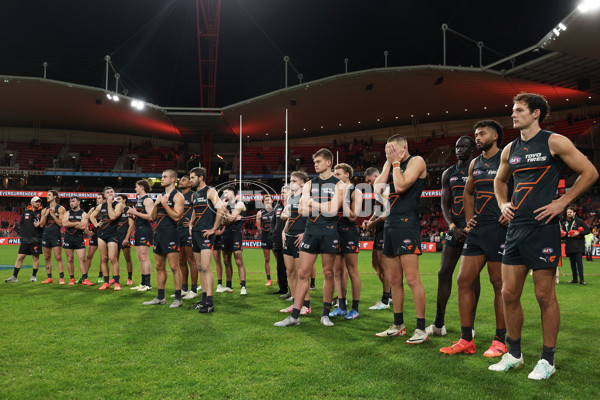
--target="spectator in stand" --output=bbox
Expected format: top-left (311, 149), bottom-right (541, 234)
top-left (562, 205), bottom-right (591, 285)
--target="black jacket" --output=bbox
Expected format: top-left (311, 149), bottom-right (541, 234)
top-left (563, 216), bottom-right (590, 254)
top-left (18, 207), bottom-right (43, 243)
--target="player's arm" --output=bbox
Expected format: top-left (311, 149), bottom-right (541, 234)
top-left (51, 206), bottom-right (65, 226)
top-left (315, 181), bottom-right (344, 217)
top-left (125, 213), bottom-right (134, 241)
top-left (108, 202), bottom-right (124, 221)
top-left (89, 204), bottom-right (101, 227)
top-left (347, 188), bottom-right (362, 222)
top-left (299, 181), bottom-right (312, 217)
top-left (150, 196), bottom-right (161, 222)
top-left (206, 188), bottom-right (227, 235)
top-left (390, 156), bottom-right (426, 194)
top-left (440, 168), bottom-right (454, 228)
top-left (373, 161), bottom-right (390, 198)
top-left (535, 134), bottom-right (599, 223)
top-left (256, 210), bottom-right (262, 230)
top-left (78, 212), bottom-right (89, 230)
top-left (463, 159), bottom-right (477, 227)
top-left (163, 193), bottom-right (184, 222)
top-left (494, 143), bottom-right (515, 222)
top-left (62, 211), bottom-right (74, 228)
top-left (39, 208), bottom-right (49, 228)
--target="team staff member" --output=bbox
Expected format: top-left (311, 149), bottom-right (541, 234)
top-left (144, 169), bottom-right (185, 308)
top-left (329, 163), bottom-right (362, 320)
top-left (363, 168), bottom-right (392, 310)
top-left (492, 92), bottom-right (597, 379)
top-left (188, 167), bottom-right (225, 313)
top-left (62, 196), bottom-right (89, 285)
top-left (5, 197), bottom-right (43, 283)
top-left (441, 121), bottom-right (508, 356)
top-left (374, 135), bottom-right (429, 344)
top-left (83, 193), bottom-right (104, 284)
top-left (177, 175), bottom-right (199, 298)
top-left (280, 172), bottom-right (309, 314)
top-left (562, 206), bottom-right (590, 285)
top-left (40, 190), bottom-right (66, 284)
top-left (427, 136), bottom-right (481, 336)
top-left (271, 187), bottom-right (289, 296)
top-left (90, 187), bottom-right (124, 291)
top-left (275, 148), bottom-right (343, 327)
top-left (116, 194), bottom-right (134, 286)
top-left (221, 186), bottom-right (248, 295)
top-left (256, 194), bottom-right (275, 286)
top-left (127, 180), bottom-right (154, 291)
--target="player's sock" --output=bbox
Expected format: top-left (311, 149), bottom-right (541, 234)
top-left (69, 274), bottom-right (75, 279)
top-left (541, 345), bottom-right (555, 366)
top-left (59, 272), bottom-right (65, 279)
top-left (202, 292), bottom-right (207, 301)
top-left (13, 268), bottom-right (20, 278)
top-left (47, 273), bottom-right (53, 279)
top-left (191, 284), bottom-right (198, 293)
top-left (206, 295), bottom-right (213, 306)
top-left (381, 291), bottom-right (390, 305)
top-left (157, 289), bottom-right (165, 300)
top-left (103, 275), bottom-right (109, 284)
top-left (339, 297), bottom-right (347, 311)
top-left (98, 271), bottom-right (103, 278)
top-left (240, 280), bottom-right (246, 288)
top-left (113, 275), bottom-right (120, 284)
top-left (303, 299), bottom-right (311, 308)
top-left (351, 299), bottom-right (360, 312)
top-left (434, 308), bottom-right (445, 328)
top-left (393, 312), bottom-right (404, 326)
top-left (127, 272), bottom-right (132, 280)
top-left (495, 328), bottom-right (507, 343)
top-left (217, 279), bottom-right (223, 285)
top-left (461, 326), bottom-right (473, 342)
top-left (266, 274), bottom-right (271, 280)
top-left (322, 302), bottom-right (332, 317)
top-left (182, 283), bottom-right (188, 292)
top-left (32, 268), bottom-right (39, 277)
top-left (310, 278), bottom-right (315, 287)
top-left (291, 308), bottom-right (301, 319)
top-left (416, 318), bottom-right (425, 331)
top-left (507, 336), bottom-right (522, 358)
top-left (226, 280), bottom-right (232, 288)
top-left (174, 290), bottom-right (182, 301)
top-left (82, 273), bottom-right (88, 280)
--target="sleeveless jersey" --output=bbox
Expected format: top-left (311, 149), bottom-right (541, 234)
top-left (43, 204), bottom-right (62, 235)
top-left (65, 209), bottom-right (84, 238)
top-left (261, 208), bottom-right (274, 234)
top-left (177, 190), bottom-right (194, 231)
top-left (337, 185), bottom-right (357, 229)
top-left (134, 195), bottom-right (152, 229)
top-left (305, 174), bottom-right (339, 235)
top-left (98, 201), bottom-right (119, 236)
top-left (471, 151), bottom-right (502, 223)
top-left (384, 156), bottom-right (425, 230)
top-left (225, 201), bottom-right (245, 232)
top-left (88, 207), bottom-right (98, 236)
top-left (191, 186), bottom-right (216, 232)
top-left (507, 130), bottom-right (564, 226)
top-left (155, 189), bottom-right (179, 233)
top-left (286, 193), bottom-right (307, 236)
top-left (447, 162), bottom-right (470, 228)
top-left (117, 205), bottom-right (130, 237)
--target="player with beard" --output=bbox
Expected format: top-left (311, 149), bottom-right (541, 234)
top-left (90, 187), bottom-right (124, 291)
top-left (187, 167), bottom-right (225, 313)
top-left (256, 194), bottom-right (275, 287)
top-left (127, 180), bottom-right (154, 291)
top-left (39, 190), bottom-right (66, 284)
top-left (143, 169), bottom-right (185, 307)
top-left (62, 196), bottom-right (89, 285)
top-left (116, 194), bottom-right (134, 286)
top-left (176, 175), bottom-right (199, 299)
top-left (440, 121), bottom-right (508, 356)
top-left (5, 197), bottom-right (43, 283)
top-left (426, 136), bottom-right (481, 336)
top-left (83, 193), bottom-right (104, 285)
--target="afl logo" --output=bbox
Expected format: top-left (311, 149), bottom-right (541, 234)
top-left (542, 247), bottom-right (554, 254)
top-left (473, 170), bottom-right (482, 176)
top-left (450, 177), bottom-right (458, 182)
top-left (403, 239), bottom-right (412, 244)
top-left (509, 156), bottom-right (521, 165)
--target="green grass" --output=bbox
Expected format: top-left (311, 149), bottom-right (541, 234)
top-left (0, 247), bottom-right (599, 399)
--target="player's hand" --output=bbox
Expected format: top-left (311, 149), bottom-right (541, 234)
top-left (465, 215), bottom-right (477, 231)
top-left (499, 202), bottom-right (515, 222)
top-left (453, 227), bottom-right (467, 242)
top-left (202, 228), bottom-right (215, 238)
top-left (294, 233), bottom-right (304, 248)
top-left (122, 239), bottom-right (128, 247)
top-left (534, 200), bottom-right (566, 224)
top-left (155, 194), bottom-right (163, 205)
top-left (385, 143), bottom-right (403, 163)
top-left (499, 214), bottom-right (510, 227)
top-left (127, 208), bottom-right (136, 216)
top-left (183, 220), bottom-right (190, 228)
top-left (160, 195), bottom-right (169, 206)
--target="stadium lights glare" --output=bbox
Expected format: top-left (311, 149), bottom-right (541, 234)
top-left (578, 0), bottom-right (600, 12)
top-left (553, 28), bottom-right (561, 36)
top-left (131, 99), bottom-right (145, 110)
top-left (558, 23), bottom-right (567, 30)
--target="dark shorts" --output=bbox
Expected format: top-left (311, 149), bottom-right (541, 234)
top-left (192, 231), bottom-right (215, 252)
top-left (283, 234), bottom-right (301, 258)
top-left (462, 222), bottom-right (506, 262)
top-left (41, 231), bottom-right (62, 248)
top-left (222, 230), bottom-right (243, 252)
top-left (300, 232), bottom-right (339, 254)
top-left (382, 227), bottom-right (422, 256)
top-left (214, 234), bottom-right (223, 250)
top-left (373, 228), bottom-right (384, 251)
top-left (338, 226), bottom-right (360, 254)
top-left (98, 232), bottom-right (119, 245)
top-left (261, 234), bottom-right (273, 250)
top-left (134, 225), bottom-right (153, 247)
top-left (89, 234), bottom-right (98, 247)
top-left (63, 236), bottom-right (86, 250)
top-left (444, 227), bottom-right (466, 248)
top-left (118, 231), bottom-right (132, 249)
top-left (153, 230), bottom-right (180, 255)
top-left (19, 241), bottom-right (42, 256)
top-left (178, 228), bottom-right (192, 248)
top-left (503, 223), bottom-right (561, 270)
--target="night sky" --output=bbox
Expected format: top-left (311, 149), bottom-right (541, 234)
top-left (2, 0), bottom-right (579, 107)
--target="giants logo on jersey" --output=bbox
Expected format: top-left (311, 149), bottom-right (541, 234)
top-left (509, 156), bottom-right (521, 165)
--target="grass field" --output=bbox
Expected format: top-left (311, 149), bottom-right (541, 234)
top-left (0, 246), bottom-right (599, 400)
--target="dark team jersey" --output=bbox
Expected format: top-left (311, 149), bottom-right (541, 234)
top-left (305, 174), bottom-right (339, 235)
top-left (134, 195), bottom-right (152, 229)
top-left (155, 189), bottom-right (179, 233)
top-left (88, 206), bottom-right (98, 236)
top-left (43, 204), bottom-right (62, 235)
top-left (471, 151), bottom-right (502, 224)
top-left (371, 192), bottom-right (386, 236)
top-left (271, 203), bottom-right (284, 244)
top-left (177, 190), bottom-right (194, 231)
top-left (286, 193), bottom-right (307, 235)
top-left (508, 130), bottom-right (564, 227)
top-left (65, 209), bottom-right (85, 238)
top-left (260, 208), bottom-right (274, 234)
top-left (447, 162), bottom-right (470, 228)
top-left (225, 201), bottom-right (245, 232)
top-left (19, 208), bottom-right (43, 242)
top-left (337, 185), bottom-right (356, 229)
top-left (117, 206), bottom-right (131, 237)
top-left (191, 186), bottom-right (216, 232)
top-left (97, 201), bottom-right (119, 236)
top-left (384, 156), bottom-right (425, 229)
